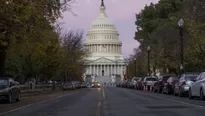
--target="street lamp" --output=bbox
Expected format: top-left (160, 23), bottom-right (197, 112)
top-left (134, 58), bottom-right (136, 77)
top-left (178, 18), bottom-right (184, 74)
top-left (126, 62), bottom-right (128, 79)
top-left (147, 46), bottom-right (150, 76)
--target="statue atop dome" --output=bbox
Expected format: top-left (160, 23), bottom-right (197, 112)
top-left (101, 0), bottom-right (105, 7)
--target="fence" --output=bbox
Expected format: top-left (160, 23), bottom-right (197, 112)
top-left (17, 84), bottom-right (61, 96)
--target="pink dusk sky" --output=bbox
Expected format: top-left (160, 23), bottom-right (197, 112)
top-left (60, 0), bottom-right (159, 57)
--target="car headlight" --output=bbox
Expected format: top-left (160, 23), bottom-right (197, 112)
top-left (98, 84), bottom-right (100, 86)
top-left (0, 88), bottom-right (8, 93)
top-left (92, 84), bottom-right (94, 86)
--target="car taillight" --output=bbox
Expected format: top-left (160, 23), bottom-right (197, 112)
top-left (182, 81), bottom-right (187, 85)
top-left (169, 82), bottom-right (174, 85)
top-left (144, 82), bottom-right (147, 85)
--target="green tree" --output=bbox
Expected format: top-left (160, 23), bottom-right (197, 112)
top-left (0, 0), bottom-right (73, 76)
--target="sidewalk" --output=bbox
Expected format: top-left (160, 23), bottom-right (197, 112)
top-left (0, 89), bottom-right (75, 114)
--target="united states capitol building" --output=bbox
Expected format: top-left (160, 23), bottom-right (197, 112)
top-left (84, 0), bottom-right (126, 83)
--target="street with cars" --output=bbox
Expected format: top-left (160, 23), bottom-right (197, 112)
top-left (0, 74), bottom-right (204, 116)
top-left (116, 72), bottom-right (205, 101)
top-left (0, 86), bottom-right (205, 116)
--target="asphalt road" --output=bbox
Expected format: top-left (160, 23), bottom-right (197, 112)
top-left (1, 87), bottom-right (205, 116)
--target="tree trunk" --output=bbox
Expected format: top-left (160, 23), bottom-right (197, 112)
top-left (0, 50), bottom-right (6, 77)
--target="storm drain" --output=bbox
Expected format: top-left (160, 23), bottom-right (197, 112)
top-left (145, 105), bottom-right (192, 109)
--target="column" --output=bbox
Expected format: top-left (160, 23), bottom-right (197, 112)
top-left (111, 65), bottom-right (112, 75)
top-left (115, 65), bottom-right (117, 74)
top-left (116, 64), bottom-right (118, 74)
top-left (113, 45), bottom-right (115, 52)
top-left (100, 64), bottom-right (102, 76)
top-left (113, 65), bottom-right (114, 75)
top-left (105, 65), bottom-right (106, 75)
top-left (89, 65), bottom-right (91, 75)
top-left (94, 65), bottom-right (95, 75)
top-left (105, 65), bottom-right (107, 76)
top-left (91, 65), bottom-right (93, 75)
top-left (107, 65), bottom-right (108, 76)
top-left (97, 65), bottom-right (98, 76)
top-left (108, 65), bottom-right (109, 76)
top-left (107, 65), bottom-right (109, 76)
top-left (112, 65), bottom-right (114, 75)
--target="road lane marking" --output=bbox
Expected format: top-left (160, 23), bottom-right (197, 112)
top-left (135, 104), bottom-right (146, 111)
top-left (102, 88), bottom-right (105, 98)
top-left (98, 102), bottom-right (101, 107)
top-left (134, 91), bottom-right (205, 109)
top-left (0, 92), bottom-right (76, 116)
top-left (96, 88), bottom-right (102, 116)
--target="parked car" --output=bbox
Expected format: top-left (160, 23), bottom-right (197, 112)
top-left (142, 76), bottom-right (157, 91)
top-left (174, 73), bottom-right (199, 97)
top-left (131, 77), bottom-right (140, 89)
top-left (116, 81), bottom-right (121, 87)
top-left (0, 77), bottom-right (21, 103)
top-left (126, 80), bottom-right (132, 88)
top-left (122, 80), bottom-right (129, 88)
top-left (80, 82), bottom-right (87, 88)
top-left (119, 81), bottom-right (125, 87)
top-left (136, 77), bottom-right (144, 90)
top-left (73, 81), bottom-right (81, 89)
top-left (92, 81), bottom-right (101, 88)
top-left (62, 82), bottom-right (75, 90)
top-left (153, 74), bottom-right (175, 93)
top-left (189, 72), bottom-right (205, 100)
top-left (162, 76), bottom-right (179, 94)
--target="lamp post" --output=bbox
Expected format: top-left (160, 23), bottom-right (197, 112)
top-left (178, 18), bottom-right (184, 74)
top-left (126, 62), bottom-right (128, 79)
top-left (147, 46), bottom-right (150, 76)
top-left (134, 58), bottom-right (136, 77)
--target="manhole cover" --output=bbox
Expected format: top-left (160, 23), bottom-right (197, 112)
top-left (146, 106), bottom-right (192, 109)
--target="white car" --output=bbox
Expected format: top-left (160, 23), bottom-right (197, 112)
top-left (189, 72), bottom-right (205, 101)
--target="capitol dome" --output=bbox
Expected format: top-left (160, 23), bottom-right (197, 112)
top-left (84, 0), bottom-right (125, 80)
top-left (85, 0), bottom-right (122, 58)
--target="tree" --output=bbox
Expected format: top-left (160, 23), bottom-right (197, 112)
top-left (0, 0), bottom-right (73, 76)
top-left (60, 30), bottom-right (88, 82)
top-left (133, 0), bottom-right (186, 75)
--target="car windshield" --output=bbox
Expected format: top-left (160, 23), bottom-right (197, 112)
top-left (146, 78), bottom-right (157, 81)
top-left (162, 76), bottom-right (172, 81)
top-left (185, 75), bottom-right (198, 81)
top-left (171, 77), bottom-right (178, 81)
top-left (93, 82), bottom-right (99, 84)
top-left (0, 78), bottom-right (8, 86)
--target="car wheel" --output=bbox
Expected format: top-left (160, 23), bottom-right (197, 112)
top-left (154, 88), bottom-right (157, 93)
top-left (200, 89), bottom-right (205, 101)
top-left (173, 89), bottom-right (177, 96)
top-left (157, 88), bottom-right (161, 93)
top-left (16, 92), bottom-right (21, 102)
top-left (8, 92), bottom-right (12, 103)
top-left (189, 89), bottom-right (193, 99)
top-left (179, 90), bottom-right (183, 97)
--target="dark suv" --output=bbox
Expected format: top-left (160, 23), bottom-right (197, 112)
top-left (0, 77), bottom-right (21, 103)
top-left (153, 74), bottom-right (176, 93)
